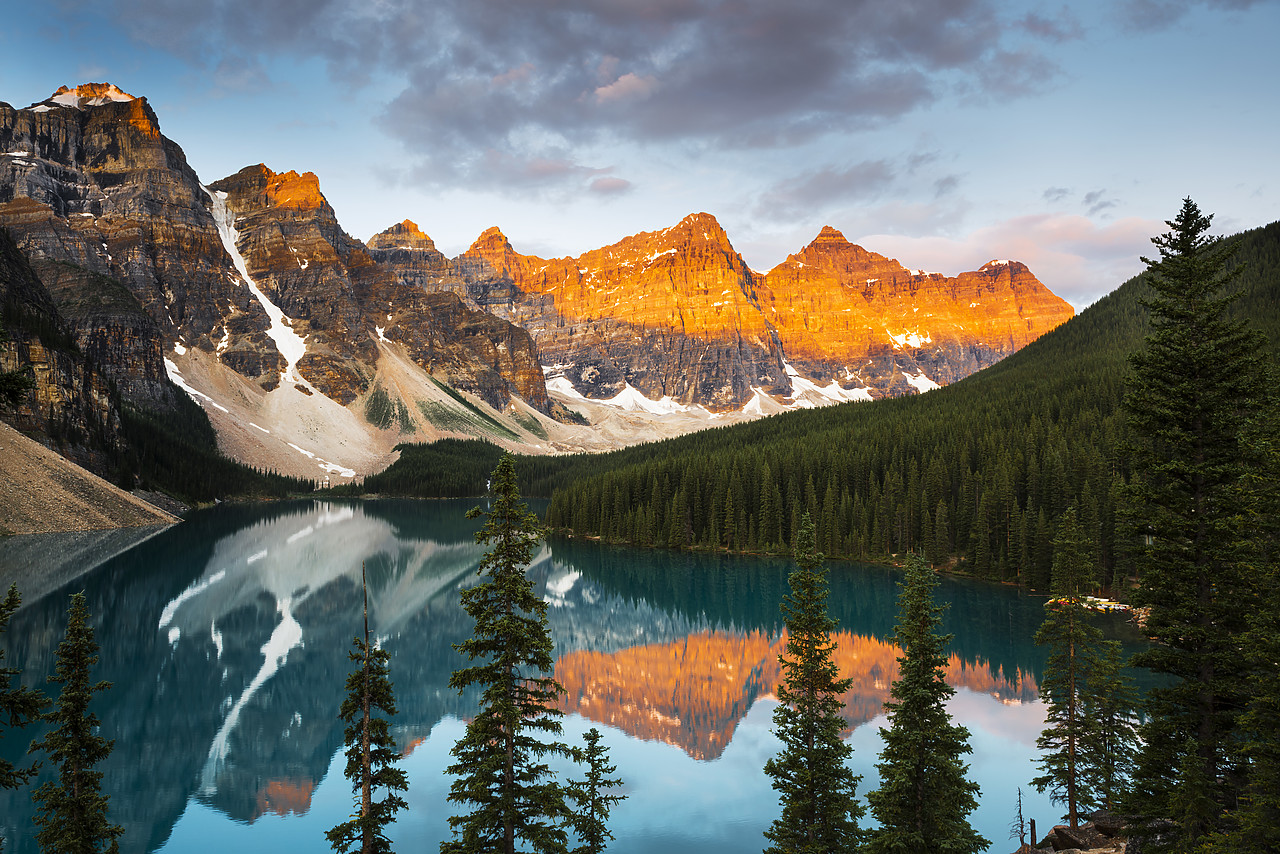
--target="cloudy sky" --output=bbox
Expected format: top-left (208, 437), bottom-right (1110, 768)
top-left (4, 0), bottom-right (1278, 307)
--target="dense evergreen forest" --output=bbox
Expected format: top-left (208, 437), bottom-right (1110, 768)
top-left (363, 220), bottom-right (1280, 592)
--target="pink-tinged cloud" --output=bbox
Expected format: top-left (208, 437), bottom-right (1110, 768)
top-left (594, 72), bottom-right (660, 104)
top-left (855, 213), bottom-right (1165, 309)
top-left (589, 176), bottom-right (633, 195)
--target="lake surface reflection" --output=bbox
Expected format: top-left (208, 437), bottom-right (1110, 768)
top-left (0, 498), bottom-right (1098, 853)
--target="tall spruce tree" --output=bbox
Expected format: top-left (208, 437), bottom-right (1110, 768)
top-left (2, 584), bottom-right (45, 809)
top-left (564, 728), bottom-right (626, 854)
top-left (1079, 640), bottom-right (1139, 813)
top-left (326, 564), bottom-right (408, 854)
top-left (29, 592), bottom-right (123, 854)
top-left (1031, 507), bottom-right (1103, 826)
top-left (866, 553), bottom-right (986, 854)
top-left (442, 454), bottom-right (573, 854)
top-left (763, 513), bottom-right (864, 854)
top-left (1123, 198), bottom-right (1268, 844)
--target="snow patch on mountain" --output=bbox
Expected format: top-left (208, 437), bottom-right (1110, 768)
top-left (785, 362), bottom-right (874, 405)
top-left (165, 357), bottom-right (229, 412)
top-left (905, 371), bottom-right (941, 393)
top-left (204, 186), bottom-right (309, 387)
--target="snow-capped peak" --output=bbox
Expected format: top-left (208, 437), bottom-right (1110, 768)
top-left (37, 83), bottom-right (138, 111)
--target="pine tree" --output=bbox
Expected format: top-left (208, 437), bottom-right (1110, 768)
top-left (763, 513), bottom-right (864, 854)
top-left (1079, 640), bottom-right (1138, 813)
top-left (1030, 507), bottom-right (1102, 826)
top-left (442, 454), bottom-right (573, 854)
top-left (2, 584), bottom-right (45, 805)
top-left (29, 592), bottom-right (123, 854)
top-left (326, 564), bottom-right (409, 854)
top-left (564, 728), bottom-right (626, 854)
top-left (866, 553), bottom-right (986, 854)
top-left (1123, 198), bottom-right (1268, 843)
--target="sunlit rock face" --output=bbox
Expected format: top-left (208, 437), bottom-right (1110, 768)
top-left (210, 165), bottom-right (549, 409)
top-left (758, 226), bottom-right (1075, 393)
top-left (450, 215), bottom-right (789, 409)
top-left (425, 215), bottom-right (1072, 410)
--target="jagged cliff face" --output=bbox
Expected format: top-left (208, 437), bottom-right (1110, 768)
top-left (758, 226), bottom-right (1075, 392)
top-left (0, 229), bottom-right (122, 472)
top-left (456, 215), bottom-right (789, 407)
top-left (0, 86), bottom-right (554, 481)
top-left (0, 84), bottom-right (263, 411)
top-left (207, 165), bottom-right (548, 410)
top-left (379, 214), bottom-right (1073, 411)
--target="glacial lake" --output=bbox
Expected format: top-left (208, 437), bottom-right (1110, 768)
top-left (0, 498), bottom-right (1146, 853)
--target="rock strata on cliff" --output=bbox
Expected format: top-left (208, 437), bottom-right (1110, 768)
top-left (758, 226), bottom-right (1075, 393)
top-left (0, 83), bottom-right (263, 410)
top-left (0, 228), bottom-right (123, 474)
top-left (377, 214), bottom-right (791, 410)
top-left (0, 84), bottom-right (559, 483)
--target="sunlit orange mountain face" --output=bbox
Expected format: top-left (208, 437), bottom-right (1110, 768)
top-left (554, 629), bottom-right (1036, 760)
top-left (439, 215), bottom-right (1074, 408)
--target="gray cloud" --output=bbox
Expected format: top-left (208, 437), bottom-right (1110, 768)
top-left (933, 174), bottom-right (961, 197)
top-left (1115, 0), bottom-right (1267, 32)
top-left (589, 176), bottom-right (633, 196)
top-left (1083, 189), bottom-right (1118, 216)
top-left (756, 159), bottom-right (896, 219)
top-left (1043, 186), bottom-right (1071, 203)
top-left (1016, 8), bottom-right (1085, 42)
top-left (85, 0), bottom-right (1065, 192)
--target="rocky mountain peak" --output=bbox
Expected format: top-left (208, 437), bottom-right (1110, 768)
top-left (38, 82), bottom-right (138, 109)
top-left (776, 227), bottom-right (905, 279)
top-left (211, 164), bottom-right (333, 216)
top-left (668, 212), bottom-right (732, 247)
top-left (367, 219), bottom-right (437, 252)
top-left (470, 226), bottom-right (513, 252)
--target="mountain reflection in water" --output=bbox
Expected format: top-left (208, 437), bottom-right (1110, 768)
top-left (557, 630), bottom-right (1037, 761)
top-left (0, 499), bottom-right (1072, 854)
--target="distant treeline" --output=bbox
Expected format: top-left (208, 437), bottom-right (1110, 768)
top-left (117, 394), bottom-right (317, 503)
top-left (331, 221), bottom-right (1280, 591)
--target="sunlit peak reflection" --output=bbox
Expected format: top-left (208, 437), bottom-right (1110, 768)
top-left (555, 629), bottom-right (1038, 761)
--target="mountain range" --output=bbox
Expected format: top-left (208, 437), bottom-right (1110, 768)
top-left (0, 83), bottom-right (1072, 488)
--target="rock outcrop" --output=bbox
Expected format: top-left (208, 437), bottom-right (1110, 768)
top-left (450, 214), bottom-right (789, 408)
top-left (0, 83), bottom-right (260, 411)
top-left (0, 85), bottom-right (551, 452)
top-left (0, 227), bottom-right (122, 474)
top-left (758, 226), bottom-right (1075, 392)
top-left (208, 164), bottom-right (549, 410)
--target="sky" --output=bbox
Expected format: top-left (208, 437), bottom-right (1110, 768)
top-left (3, 0), bottom-right (1278, 309)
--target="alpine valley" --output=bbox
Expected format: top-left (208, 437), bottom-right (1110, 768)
top-left (0, 83), bottom-right (1072, 489)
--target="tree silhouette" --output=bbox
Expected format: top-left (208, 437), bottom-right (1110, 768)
top-left (763, 513), bottom-right (864, 853)
top-left (565, 728), bottom-right (625, 854)
top-left (326, 564), bottom-right (408, 854)
top-left (866, 554), bottom-right (986, 854)
top-left (29, 592), bottom-right (122, 854)
top-left (442, 454), bottom-right (573, 854)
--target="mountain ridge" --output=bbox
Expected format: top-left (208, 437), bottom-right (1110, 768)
top-left (2, 82), bottom-right (1075, 492)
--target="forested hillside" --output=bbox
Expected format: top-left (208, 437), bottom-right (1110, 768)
top-left (526, 220), bottom-right (1280, 590)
